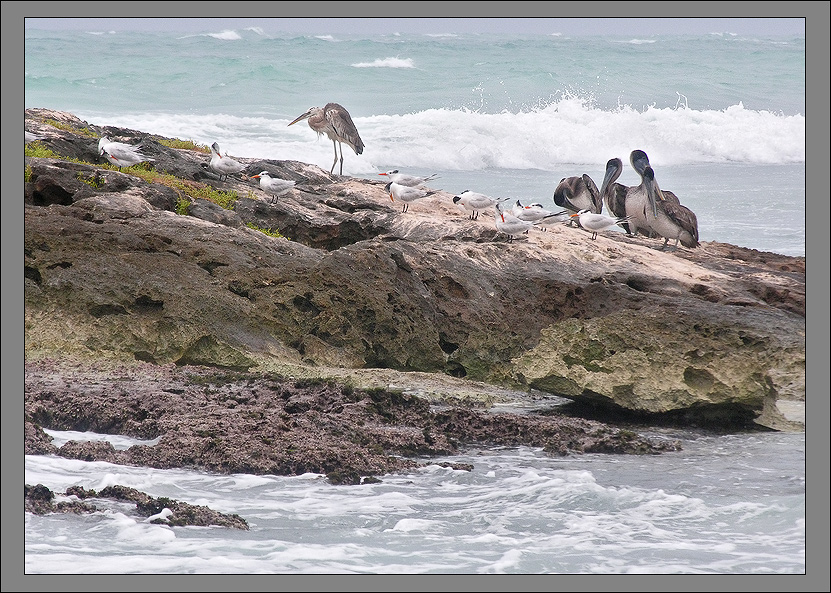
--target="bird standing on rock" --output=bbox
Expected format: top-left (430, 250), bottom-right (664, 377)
top-left (553, 174), bottom-right (603, 225)
top-left (626, 150), bottom-right (699, 251)
top-left (494, 201), bottom-right (538, 243)
top-left (385, 181), bottom-right (439, 213)
top-left (452, 190), bottom-right (502, 221)
top-left (511, 200), bottom-right (569, 225)
top-left (98, 136), bottom-right (154, 170)
top-left (378, 170), bottom-right (440, 187)
top-left (208, 142), bottom-right (247, 181)
top-left (570, 209), bottom-right (631, 240)
top-left (288, 102), bottom-right (364, 176)
top-left (598, 157), bottom-right (634, 236)
top-left (251, 171), bottom-right (296, 203)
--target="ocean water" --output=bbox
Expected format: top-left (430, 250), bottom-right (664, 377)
top-left (24, 27), bottom-right (805, 256)
top-left (25, 429), bottom-right (805, 575)
top-left (22, 24), bottom-right (807, 576)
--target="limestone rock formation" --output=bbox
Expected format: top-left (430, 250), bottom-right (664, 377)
top-left (24, 109), bottom-right (805, 431)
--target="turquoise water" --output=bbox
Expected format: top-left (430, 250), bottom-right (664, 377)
top-left (24, 28), bottom-right (805, 256)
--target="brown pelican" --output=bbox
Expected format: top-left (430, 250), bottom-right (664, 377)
top-left (624, 150), bottom-right (664, 238)
top-left (628, 150), bottom-right (699, 250)
top-left (288, 103), bottom-right (364, 175)
top-left (648, 185), bottom-right (699, 250)
top-left (598, 157), bottom-right (634, 236)
top-left (553, 174), bottom-right (603, 226)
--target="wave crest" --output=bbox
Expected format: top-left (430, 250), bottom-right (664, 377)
top-left (351, 57), bottom-right (416, 69)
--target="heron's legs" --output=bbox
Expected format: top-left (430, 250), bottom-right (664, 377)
top-left (330, 140), bottom-right (338, 174)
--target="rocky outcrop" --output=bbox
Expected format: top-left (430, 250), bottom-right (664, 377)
top-left (24, 358), bottom-right (681, 485)
top-left (24, 109), bottom-right (805, 432)
top-left (24, 482), bottom-right (249, 529)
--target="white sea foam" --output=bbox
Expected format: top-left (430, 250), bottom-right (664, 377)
top-left (25, 433), bottom-right (806, 574)
top-left (42, 428), bottom-right (161, 450)
top-left (206, 30), bottom-right (242, 41)
top-left (80, 97), bottom-right (803, 175)
top-left (351, 57), bottom-right (416, 69)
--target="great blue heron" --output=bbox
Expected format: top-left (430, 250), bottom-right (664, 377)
top-left (627, 150), bottom-right (699, 250)
top-left (288, 102), bottom-right (364, 175)
top-left (569, 209), bottom-right (631, 241)
top-left (208, 142), bottom-right (247, 181)
top-left (251, 171), bottom-right (296, 203)
top-left (98, 136), bottom-right (154, 170)
top-left (378, 170), bottom-right (440, 187)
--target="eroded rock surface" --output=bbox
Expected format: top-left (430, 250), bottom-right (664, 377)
top-left (24, 109), bottom-right (805, 431)
top-left (25, 358), bottom-right (681, 486)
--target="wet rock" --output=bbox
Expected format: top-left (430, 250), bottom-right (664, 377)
top-left (24, 360), bottom-right (680, 485)
top-left (23, 483), bottom-right (248, 529)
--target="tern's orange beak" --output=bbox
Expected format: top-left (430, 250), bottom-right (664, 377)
top-left (251, 175), bottom-right (260, 179)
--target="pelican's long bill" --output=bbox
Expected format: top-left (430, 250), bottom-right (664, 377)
top-left (643, 167), bottom-right (660, 219)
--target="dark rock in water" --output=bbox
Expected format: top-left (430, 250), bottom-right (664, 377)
top-left (24, 360), bottom-right (681, 486)
top-left (23, 482), bottom-right (248, 529)
top-left (24, 484), bottom-right (56, 515)
top-left (23, 109), bottom-right (805, 435)
top-left (25, 423), bottom-right (57, 455)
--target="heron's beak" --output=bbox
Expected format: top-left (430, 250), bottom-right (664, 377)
top-left (288, 111), bottom-right (311, 126)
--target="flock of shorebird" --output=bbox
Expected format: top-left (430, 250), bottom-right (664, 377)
top-left (379, 149), bottom-right (699, 251)
top-left (84, 101), bottom-right (698, 251)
